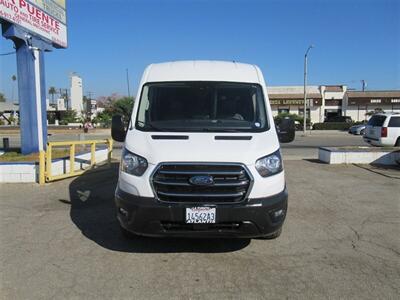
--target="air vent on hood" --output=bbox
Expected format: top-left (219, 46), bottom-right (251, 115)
top-left (151, 135), bottom-right (189, 140)
top-left (214, 136), bottom-right (252, 140)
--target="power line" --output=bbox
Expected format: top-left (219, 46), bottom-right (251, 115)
top-left (0, 51), bottom-right (16, 56)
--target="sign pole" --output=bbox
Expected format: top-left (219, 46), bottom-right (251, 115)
top-left (2, 24), bottom-right (51, 154)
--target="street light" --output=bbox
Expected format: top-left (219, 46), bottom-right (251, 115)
top-left (303, 44), bottom-right (314, 135)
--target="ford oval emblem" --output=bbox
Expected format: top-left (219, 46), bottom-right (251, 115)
top-left (189, 175), bottom-right (214, 186)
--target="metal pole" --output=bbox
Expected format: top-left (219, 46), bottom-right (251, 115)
top-left (303, 45), bottom-right (314, 136)
top-left (303, 54), bottom-right (307, 135)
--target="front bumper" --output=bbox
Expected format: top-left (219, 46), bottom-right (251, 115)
top-left (115, 187), bottom-right (288, 238)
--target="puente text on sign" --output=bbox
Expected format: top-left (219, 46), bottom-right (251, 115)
top-left (1, 0), bottom-right (67, 154)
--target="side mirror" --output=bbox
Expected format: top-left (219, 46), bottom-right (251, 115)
top-left (111, 115), bottom-right (126, 142)
top-left (277, 117), bottom-right (295, 143)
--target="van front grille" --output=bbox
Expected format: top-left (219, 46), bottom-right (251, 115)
top-left (151, 163), bottom-right (252, 203)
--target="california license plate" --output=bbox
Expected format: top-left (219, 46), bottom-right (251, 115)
top-left (185, 207), bottom-right (216, 224)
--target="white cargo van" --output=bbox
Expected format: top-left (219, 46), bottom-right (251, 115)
top-left (112, 61), bottom-right (295, 239)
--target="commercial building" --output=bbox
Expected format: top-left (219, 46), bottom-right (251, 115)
top-left (268, 85), bottom-right (400, 123)
top-left (268, 86), bottom-right (323, 123)
top-left (345, 91), bottom-right (400, 122)
top-left (70, 74), bottom-right (84, 114)
top-left (0, 102), bottom-right (19, 124)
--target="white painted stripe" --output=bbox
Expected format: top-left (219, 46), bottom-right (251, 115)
top-left (34, 49), bottom-right (44, 151)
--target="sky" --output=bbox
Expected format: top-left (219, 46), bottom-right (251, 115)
top-left (0, 0), bottom-right (399, 102)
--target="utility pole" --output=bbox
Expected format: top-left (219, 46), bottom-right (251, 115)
top-left (303, 45), bottom-right (314, 136)
top-left (126, 68), bottom-right (131, 98)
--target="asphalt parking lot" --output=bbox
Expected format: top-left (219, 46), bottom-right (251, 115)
top-left (1, 159), bottom-right (399, 299)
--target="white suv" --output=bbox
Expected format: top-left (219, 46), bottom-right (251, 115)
top-left (364, 113), bottom-right (400, 147)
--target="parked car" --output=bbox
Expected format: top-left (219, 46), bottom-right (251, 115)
top-left (348, 124), bottom-right (366, 135)
top-left (111, 61), bottom-right (295, 240)
top-left (363, 113), bottom-right (400, 146)
top-left (325, 116), bottom-right (353, 123)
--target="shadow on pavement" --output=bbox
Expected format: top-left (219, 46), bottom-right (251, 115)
top-left (354, 163), bottom-right (400, 179)
top-left (303, 158), bottom-right (325, 164)
top-left (68, 162), bottom-right (250, 253)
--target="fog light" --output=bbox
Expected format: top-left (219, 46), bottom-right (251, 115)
top-left (273, 209), bottom-right (284, 218)
top-left (119, 207), bottom-right (128, 217)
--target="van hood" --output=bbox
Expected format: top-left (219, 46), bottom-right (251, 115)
top-left (124, 129), bottom-right (280, 166)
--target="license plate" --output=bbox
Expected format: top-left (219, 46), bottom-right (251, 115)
top-left (185, 207), bottom-right (216, 224)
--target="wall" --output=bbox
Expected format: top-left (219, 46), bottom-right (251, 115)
top-left (0, 162), bottom-right (37, 182)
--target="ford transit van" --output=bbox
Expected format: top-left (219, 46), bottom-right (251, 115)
top-left (112, 61), bottom-right (295, 239)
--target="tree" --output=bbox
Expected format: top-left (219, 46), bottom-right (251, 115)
top-left (0, 92), bottom-right (5, 102)
top-left (48, 86), bottom-right (57, 105)
top-left (107, 97), bottom-right (134, 122)
top-left (365, 108), bottom-right (384, 116)
top-left (93, 111), bottom-right (112, 128)
top-left (96, 96), bottom-right (134, 127)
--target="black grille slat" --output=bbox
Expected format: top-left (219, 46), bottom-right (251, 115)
top-left (152, 163), bottom-right (252, 203)
top-left (158, 170), bottom-right (245, 176)
top-left (154, 179), bottom-right (249, 187)
top-left (153, 179), bottom-right (191, 186)
top-left (157, 191), bottom-right (245, 198)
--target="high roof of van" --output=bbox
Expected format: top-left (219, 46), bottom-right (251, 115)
top-left (142, 60), bottom-right (263, 84)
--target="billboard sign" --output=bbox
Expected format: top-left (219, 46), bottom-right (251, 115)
top-left (0, 0), bottom-right (67, 48)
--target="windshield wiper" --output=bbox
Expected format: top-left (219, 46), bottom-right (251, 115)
top-left (136, 121), bottom-right (166, 132)
top-left (191, 128), bottom-right (243, 132)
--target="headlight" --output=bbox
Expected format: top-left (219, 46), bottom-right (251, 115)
top-left (255, 150), bottom-right (283, 177)
top-left (121, 148), bottom-right (148, 176)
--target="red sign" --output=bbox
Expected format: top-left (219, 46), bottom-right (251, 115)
top-left (0, 0), bottom-right (67, 47)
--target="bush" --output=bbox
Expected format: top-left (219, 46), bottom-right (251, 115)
top-left (93, 111), bottom-right (112, 128)
top-left (313, 122), bottom-right (352, 130)
top-left (274, 112), bottom-right (310, 126)
top-left (353, 120), bottom-right (367, 125)
top-left (59, 110), bottom-right (78, 125)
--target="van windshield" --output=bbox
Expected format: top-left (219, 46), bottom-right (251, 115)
top-left (135, 82), bottom-right (268, 132)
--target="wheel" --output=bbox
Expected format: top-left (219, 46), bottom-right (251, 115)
top-left (119, 224), bottom-right (136, 239)
top-left (259, 228), bottom-right (282, 240)
top-left (395, 138), bottom-right (400, 147)
top-left (360, 129), bottom-right (365, 135)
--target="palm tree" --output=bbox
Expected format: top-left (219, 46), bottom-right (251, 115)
top-left (11, 75), bottom-right (16, 102)
top-left (48, 86), bottom-right (57, 105)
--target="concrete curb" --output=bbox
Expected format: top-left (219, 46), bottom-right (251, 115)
top-left (0, 148), bottom-right (109, 183)
top-left (318, 147), bottom-right (400, 165)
